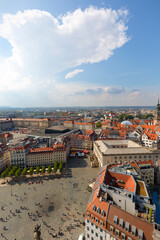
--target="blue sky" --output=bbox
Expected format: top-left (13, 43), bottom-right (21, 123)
top-left (0, 0), bottom-right (160, 107)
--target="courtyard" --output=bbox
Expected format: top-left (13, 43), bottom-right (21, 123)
top-left (0, 156), bottom-right (99, 240)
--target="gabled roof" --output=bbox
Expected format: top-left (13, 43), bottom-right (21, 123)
top-left (107, 204), bottom-right (154, 240)
top-left (105, 170), bottom-right (136, 193)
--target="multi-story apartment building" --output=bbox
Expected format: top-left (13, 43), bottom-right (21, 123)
top-left (0, 151), bottom-right (4, 172)
top-left (27, 147), bottom-right (55, 167)
top-left (61, 136), bottom-right (71, 158)
top-left (10, 144), bottom-right (30, 167)
top-left (23, 143), bottom-right (66, 168)
top-left (0, 133), bottom-right (13, 144)
top-left (0, 144), bottom-right (10, 171)
top-left (71, 130), bottom-right (97, 151)
top-left (0, 119), bottom-right (14, 131)
top-left (85, 166), bottom-right (159, 240)
top-left (142, 133), bottom-right (159, 148)
top-left (130, 160), bottom-right (154, 186)
top-left (53, 143), bottom-right (66, 163)
top-left (94, 140), bottom-right (160, 167)
top-left (0, 118), bottom-right (52, 129)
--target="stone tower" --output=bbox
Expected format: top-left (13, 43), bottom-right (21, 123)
top-left (154, 99), bottom-right (160, 125)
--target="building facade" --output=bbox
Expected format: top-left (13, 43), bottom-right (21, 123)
top-left (94, 140), bottom-right (160, 168)
top-left (85, 166), bottom-right (159, 240)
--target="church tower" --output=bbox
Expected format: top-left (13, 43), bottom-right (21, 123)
top-left (154, 99), bottom-right (160, 125)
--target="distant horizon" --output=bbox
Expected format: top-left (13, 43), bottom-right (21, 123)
top-left (0, 105), bottom-right (156, 110)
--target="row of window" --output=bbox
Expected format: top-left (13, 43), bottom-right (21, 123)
top-left (114, 155), bottom-right (152, 160)
top-left (114, 216), bottom-right (143, 239)
top-left (86, 233), bottom-right (103, 240)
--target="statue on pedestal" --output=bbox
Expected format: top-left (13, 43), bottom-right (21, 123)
top-left (33, 224), bottom-right (42, 240)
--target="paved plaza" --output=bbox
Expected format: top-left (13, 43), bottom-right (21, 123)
top-left (0, 156), bottom-right (99, 240)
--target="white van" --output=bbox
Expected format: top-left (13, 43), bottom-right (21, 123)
top-left (78, 233), bottom-right (85, 240)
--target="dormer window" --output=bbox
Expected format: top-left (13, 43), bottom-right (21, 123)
top-left (125, 222), bottom-right (130, 232)
top-left (100, 221), bottom-right (104, 226)
top-left (91, 215), bottom-right (95, 221)
top-left (114, 215), bottom-right (118, 224)
top-left (132, 225), bottom-right (137, 236)
top-left (92, 204), bottom-right (96, 211)
top-left (101, 209), bottom-right (106, 217)
top-left (96, 218), bottom-right (99, 223)
top-left (119, 218), bottom-right (124, 228)
top-left (138, 229), bottom-right (144, 240)
top-left (87, 213), bottom-right (90, 218)
top-left (97, 207), bottom-right (101, 214)
top-left (115, 229), bottom-right (120, 237)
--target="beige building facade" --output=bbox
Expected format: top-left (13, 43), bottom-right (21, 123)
top-left (94, 140), bottom-right (160, 167)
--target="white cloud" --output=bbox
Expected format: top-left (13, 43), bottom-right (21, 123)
top-left (0, 7), bottom-right (129, 106)
top-left (65, 69), bottom-right (84, 79)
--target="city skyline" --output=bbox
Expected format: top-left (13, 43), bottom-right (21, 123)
top-left (0, 0), bottom-right (160, 107)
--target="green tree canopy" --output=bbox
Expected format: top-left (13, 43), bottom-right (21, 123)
top-left (9, 170), bottom-right (14, 178)
top-left (36, 166), bottom-right (40, 174)
top-left (1, 172), bottom-right (7, 179)
top-left (59, 161), bottom-right (63, 173)
top-left (54, 161), bottom-right (58, 173)
top-left (22, 167), bottom-right (27, 176)
top-left (29, 167), bottom-right (34, 176)
top-left (47, 165), bottom-right (52, 174)
top-left (96, 121), bottom-right (102, 128)
top-left (15, 168), bottom-right (21, 177)
top-left (41, 166), bottom-right (46, 174)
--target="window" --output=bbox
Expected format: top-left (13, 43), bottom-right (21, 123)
top-left (100, 236), bottom-right (103, 240)
top-left (100, 221), bottom-right (104, 226)
top-left (128, 237), bottom-right (132, 240)
top-left (114, 215), bottom-right (118, 224)
top-left (101, 209), bottom-right (106, 217)
top-left (92, 205), bottom-right (96, 211)
top-left (91, 216), bottom-right (95, 221)
top-left (138, 229), bottom-right (144, 240)
top-left (91, 230), bottom-right (94, 234)
top-left (100, 229), bottom-right (103, 232)
top-left (125, 222), bottom-right (130, 232)
top-left (97, 207), bottom-right (101, 214)
top-left (119, 218), bottom-right (124, 228)
top-left (91, 222), bottom-right (93, 226)
top-left (96, 225), bottom-right (98, 229)
top-left (87, 213), bottom-right (90, 218)
top-left (87, 227), bottom-right (89, 231)
top-left (96, 218), bottom-right (99, 223)
top-left (115, 229), bottom-right (119, 237)
top-left (110, 226), bottom-right (114, 233)
top-left (95, 233), bottom-right (98, 237)
top-left (132, 226), bottom-right (136, 236)
top-left (122, 233), bottom-right (126, 240)
top-left (87, 220), bottom-right (89, 223)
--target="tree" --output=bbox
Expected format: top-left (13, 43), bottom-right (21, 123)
top-left (59, 161), bottom-right (63, 173)
top-left (41, 166), bottom-right (46, 174)
top-left (22, 167), bottom-right (27, 176)
top-left (118, 114), bottom-right (125, 121)
top-left (15, 168), bottom-right (21, 177)
top-left (29, 167), bottom-right (34, 176)
top-left (96, 121), bottom-right (102, 128)
top-left (36, 166), bottom-right (40, 174)
top-left (47, 165), bottom-right (52, 174)
top-left (1, 172), bottom-right (7, 179)
top-left (54, 161), bottom-right (58, 173)
top-left (6, 166), bottom-right (12, 175)
top-left (9, 170), bottom-right (14, 178)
